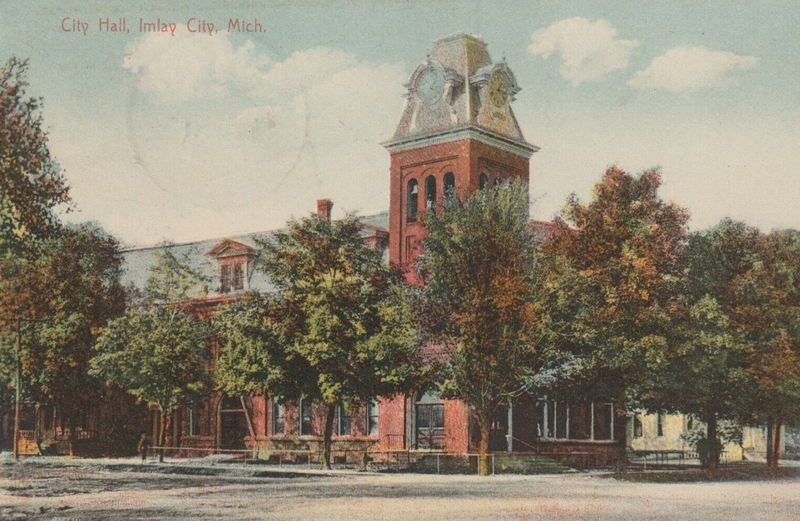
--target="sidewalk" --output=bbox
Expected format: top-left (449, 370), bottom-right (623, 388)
top-left (1, 452), bottom-right (374, 479)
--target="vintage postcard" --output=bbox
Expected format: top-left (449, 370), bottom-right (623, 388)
top-left (1, 1), bottom-right (798, 520)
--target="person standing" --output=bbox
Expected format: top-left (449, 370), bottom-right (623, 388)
top-left (137, 432), bottom-right (150, 463)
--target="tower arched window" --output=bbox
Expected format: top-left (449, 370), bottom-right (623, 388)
top-left (406, 179), bottom-right (418, 222)
top-left (425, 175), bottom-right (436, 210)
top-left (443, 172), bottom-right (455, 201)
top-left (479, 173), bottom-right (489, 190)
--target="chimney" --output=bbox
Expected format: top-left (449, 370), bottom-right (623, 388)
top-left (316, 199), bottom-right (333, 223)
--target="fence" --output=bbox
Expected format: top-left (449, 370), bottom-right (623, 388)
top-left (144, 446), bottom-right (605, 474)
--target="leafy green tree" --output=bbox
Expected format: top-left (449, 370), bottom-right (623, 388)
top-left (0, 57), bottom-right (69, 255)
top-left (539, 167), bottom-right (689, 405)
top-left (89, 247), bottom-right (211, 461)
top-left (638, 296), bottom-right (751, 474)
top-left (226, 213), bottom-right (422, 469)
top-left (417, 180), bottom-right (541, 475)
top-left (213, 293), bottom-right (303, 399)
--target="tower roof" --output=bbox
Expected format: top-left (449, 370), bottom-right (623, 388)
top-left (385, 34), bottom-right (537, 156)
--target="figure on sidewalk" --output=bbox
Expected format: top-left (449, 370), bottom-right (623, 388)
top-left (137, 432), bottom-right (150, 463)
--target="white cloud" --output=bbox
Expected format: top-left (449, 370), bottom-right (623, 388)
top-left (628, 46), bottom-right (759, 92)
top-left (55, 34), bottom-right (407, 246)
top-left (529, 17), bottom-right (638, 85)
top-left (123, 26), bottom-right (269, 101)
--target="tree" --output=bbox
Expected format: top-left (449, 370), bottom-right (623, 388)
top-left (733, 228), bottom-right (800, 467)
top-left (214, 293), bottom-right (302, 400)
top-left (0, 57), bottom-right (69, 255)
top-left (229, 213), bottom-right (422, 469)
top-left (417, 180), bottom-right (541, 475)
top-left (638, 295), bottom-right (751, 475)
top-left (540, 167), bottom-right (688, 404)
top-left (0, 223), bottom-right (126, 447)
top-left (89, 247), bottom-right (211, 461)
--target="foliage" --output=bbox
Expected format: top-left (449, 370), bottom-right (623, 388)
top-left (680, 420), bottom-right (743, 450)
top-left (0, 57), bottom-right (69, 254)
top-left (90, 305), bottom-right (210, 412)
top-left (213, 293), bottom-right (298, 398)
top-left (0, 223), bottom-right (126, 425)
top-left (89, 246), bottom-right (211, 457)
top-left (228, 212), bottom-right (423, 468)
top-left (417, 180), bottom-right (541, 474)
top-left (539, 166), bottom-right (689, 400)
top-left (142, 245), bottom-right (209, 305)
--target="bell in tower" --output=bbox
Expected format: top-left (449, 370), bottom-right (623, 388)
top-left (383, 33), bottom-right (539, 282)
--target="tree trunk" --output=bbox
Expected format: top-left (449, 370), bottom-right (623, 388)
top-left (770, 422), bottom-right (782, 469)
top-left (321, 401), bottom-right (337, 470)
top-left (766, 419), bottom-right (774, 467)
top-left (158, 409), bottom-right (167, 463)
top-left (477, 413), bottom-right (492, 476)
top-left (706, 415), bottom-right (719, 477)
top-left (67, 415), bottom-right (76, 456)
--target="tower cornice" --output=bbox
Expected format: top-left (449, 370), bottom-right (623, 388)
top-left (382, 125), bottom-right (539, 159)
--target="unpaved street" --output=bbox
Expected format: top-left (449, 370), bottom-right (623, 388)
top-left (1, 458), bottom-right (798, 520)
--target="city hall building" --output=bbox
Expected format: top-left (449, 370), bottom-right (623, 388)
top-left (10, 34), bottom-right (767, 465)
top-left (114, 34), bottom-right (627, 467)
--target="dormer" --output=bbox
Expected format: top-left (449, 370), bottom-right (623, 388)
top-left (206, 239), bottom-right (255, 294)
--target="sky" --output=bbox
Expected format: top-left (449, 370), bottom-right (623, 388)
top-left (1, 0), bottom-right (798, 248)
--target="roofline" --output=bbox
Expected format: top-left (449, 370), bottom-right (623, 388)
top-left (121, 211), bottom-right (389, 253)
top-left (383, 125), bottom-right (539, 158)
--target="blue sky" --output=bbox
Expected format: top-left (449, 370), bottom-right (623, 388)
top-left (1, 0), bottom-right (798, 246)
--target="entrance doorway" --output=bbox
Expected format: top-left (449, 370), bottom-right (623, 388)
top-left (415, 391), bottom-right (444, 450)
top-left (489, 406), bottom-right (509, 451)
top-left (218, 396), bottom-right (248, 450)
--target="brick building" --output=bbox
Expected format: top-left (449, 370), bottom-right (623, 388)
top-left (109, 34), bottom-right (628, 467)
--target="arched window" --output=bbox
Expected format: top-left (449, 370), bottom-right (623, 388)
top-left (479, 173), bottom-right (489, 190)
top-left (425, 175), bottom-right (436, 210)
top-left (443, 172), bottom-right (455, 200)
top-left (406, 179), bottom-right (418, 222)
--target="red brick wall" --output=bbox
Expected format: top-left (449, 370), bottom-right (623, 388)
top-left (388, 137), bottom-right (531, 284)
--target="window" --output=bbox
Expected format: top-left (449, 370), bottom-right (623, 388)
top-left (593, 402), bottom-right (614, 440)
top-left (656, 412), bottom-right (664, 437)
top-left (221, 264), bottom-right (232, 293)
top-left (188, 404), bottom-right (199, 436)
top-left (443, 172), bottom-right (455, 200)
top-left (479, 173), bottom-right (488, 190)
top-left (406, 179), bottom-right (418, 222)
top-left (686, 415), bottom-right (694, 432)
top-left (335, 404), bottom-right (351, 436)
top-left (220, 262), bottom-right (244, 293)
top-left (233, 262), bottom-right (243, 290)
top-left (633, 414), bottom-right (643, 438)
top-left (425, 175), bottom-right (436, 210)
top-left (300, 399), bottom-right (313, 436)
top-left (367, 401), bottom-right (379, 436)
top-left (272, 398), bottom-right (284, 435)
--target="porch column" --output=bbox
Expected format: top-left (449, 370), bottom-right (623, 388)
top-left (590, 402), bottom-right (595, 440)
top-left (506, 398), bottom-right (513, 452)
top-left (609, 403), bottom-right (614, 441)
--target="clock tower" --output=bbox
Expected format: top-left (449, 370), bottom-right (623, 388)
top-left (384, 34), bottom-right (538, 283)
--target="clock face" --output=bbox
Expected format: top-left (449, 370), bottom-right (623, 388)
top-left (487, 71), bottom-right (510, 107)
top-left (416, 67), bottom-right (445, 105)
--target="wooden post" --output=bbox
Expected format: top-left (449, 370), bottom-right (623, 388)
top-left (239, 395), bottom-right (257, 441)
top-left (13, 319), bottom-right (21, 460)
